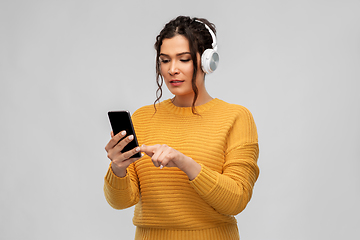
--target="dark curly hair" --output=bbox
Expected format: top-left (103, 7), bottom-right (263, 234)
top-left (154, 16), bottom-right (217, 113)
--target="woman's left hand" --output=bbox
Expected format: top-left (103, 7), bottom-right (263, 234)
top-left (141, 144), bottom-right (201, 180)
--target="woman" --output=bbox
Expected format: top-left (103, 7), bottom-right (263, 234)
top-left (104, 16), bottom-right (259, 240)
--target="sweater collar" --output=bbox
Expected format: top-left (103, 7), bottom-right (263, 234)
top-left (160, 98), bottom-right (220, 116)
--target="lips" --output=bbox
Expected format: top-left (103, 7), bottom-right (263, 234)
top-left (170, 80), bottom-right (184, 86)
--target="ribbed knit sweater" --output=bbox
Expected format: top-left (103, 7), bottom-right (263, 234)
top-left (104, 98), bottom-right (259, 240)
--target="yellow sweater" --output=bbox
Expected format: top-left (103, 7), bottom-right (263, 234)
top-left (104, 98), bottom-right (259, 240)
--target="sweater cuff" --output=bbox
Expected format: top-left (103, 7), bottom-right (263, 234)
top-left (189, 164), bottom-right (218, 196)
top-left (104, 163), bottom-right (131, 190)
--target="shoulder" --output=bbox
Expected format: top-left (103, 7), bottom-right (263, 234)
top-left (215, 99), bottom-right (258, 144)
top-left (131, 99), bottom-right (170, 123)
top-left (132, 99), bottom-right (174, 119)
top-left (214, 99), bottom-right (255, 120)
top-left (131, 104), bottom-right (155, 124)
top-left (133, 104), bottom-right (155, 117)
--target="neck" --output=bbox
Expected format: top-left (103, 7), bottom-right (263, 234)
top-left (172, 91), bottom-right (213, 107)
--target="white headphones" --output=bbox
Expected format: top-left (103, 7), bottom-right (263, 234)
top-left (196, 20), bottom-right (219, 74)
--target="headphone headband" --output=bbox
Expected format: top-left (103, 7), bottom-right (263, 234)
top-left (195, 20), bottom-right (217, 51)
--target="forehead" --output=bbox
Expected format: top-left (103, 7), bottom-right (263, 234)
top-left (160, 35), bottom-right (190, 55)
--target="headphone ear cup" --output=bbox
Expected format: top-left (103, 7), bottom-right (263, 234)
top-left (201, 49), bottom-right (219, 74)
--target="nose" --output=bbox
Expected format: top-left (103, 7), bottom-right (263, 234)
top-left (168, 60), bottom-right (179, 76)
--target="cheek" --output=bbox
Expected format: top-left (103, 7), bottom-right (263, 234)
top-left (183, 64), bottom-right (194, 76)
top-left (160, 64), bottom-right (167, 77)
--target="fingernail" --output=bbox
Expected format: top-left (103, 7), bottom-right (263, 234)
top-left (135, 147), bottom-right (140, 152)
top-left (121, 131), bottom-right (126, 136)
top-left (128, 135), bottom-right (134, 140)
top-left (160, 165), bottom-right (164, 169)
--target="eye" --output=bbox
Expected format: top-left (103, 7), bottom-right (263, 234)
top-left (180, 59), bottom-right (191, 62)
top-left (160, 59), bottom-right (170, 63)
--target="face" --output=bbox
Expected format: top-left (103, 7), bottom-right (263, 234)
top-left (159, 35), bottom-right (204, 99)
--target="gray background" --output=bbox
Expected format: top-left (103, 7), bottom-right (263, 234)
top-left (1, 0), bottom-right (359, 239)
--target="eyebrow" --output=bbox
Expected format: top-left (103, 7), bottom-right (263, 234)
top-left (159, 52), bottom-right (191, 57)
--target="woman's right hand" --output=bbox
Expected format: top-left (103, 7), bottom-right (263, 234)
top-left (105, 131), bottom-right (142, 177)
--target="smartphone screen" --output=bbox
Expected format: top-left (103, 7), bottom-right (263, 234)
top-left (108, 111), bottom-right (141, 158)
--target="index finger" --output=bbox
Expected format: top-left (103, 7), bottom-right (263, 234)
top-left (140, 144), bottom-right (158, 157)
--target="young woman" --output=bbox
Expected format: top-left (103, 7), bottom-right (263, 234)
top-left (104, 16), bottom-right (259, 240)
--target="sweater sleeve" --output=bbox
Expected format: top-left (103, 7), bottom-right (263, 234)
top-left (103, 162), bottom-right (140, 209)
top-left (189, 107), bottom-right (259, 216)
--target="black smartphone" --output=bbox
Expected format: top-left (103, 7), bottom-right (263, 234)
top-left (108, 111), bottom-right (141, 158)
